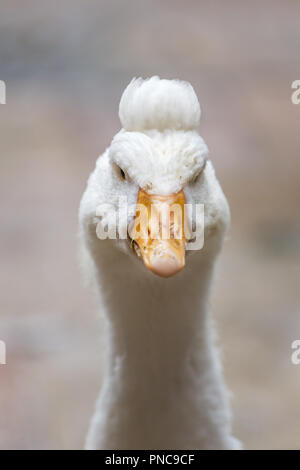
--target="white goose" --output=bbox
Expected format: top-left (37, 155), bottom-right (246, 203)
top-left (79, 76), bottom-right (240, 450)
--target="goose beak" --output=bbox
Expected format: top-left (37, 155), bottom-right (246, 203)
top-left (129, 189), bottom-right (186, 278)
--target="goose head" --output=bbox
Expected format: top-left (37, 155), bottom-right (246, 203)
top-left (80, 76), bottom-right (230, 278)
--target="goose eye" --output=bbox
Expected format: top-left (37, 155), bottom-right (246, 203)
top-left (118, 167), bottom-right (126, 181)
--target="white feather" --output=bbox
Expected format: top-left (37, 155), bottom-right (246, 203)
top-left (119, 76), bottom-right (201, 132)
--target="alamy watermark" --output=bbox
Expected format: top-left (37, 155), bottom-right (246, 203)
top-left (291, 340), bottom-right (300, 365)
top-left (291, 80), bottom-right (300, 105)
top-left (0, 80), bottom-right (6, 104)
top-left (95, 197), bottom-right (205, 250)
top-left (0, 340), bottom-right (6, 365)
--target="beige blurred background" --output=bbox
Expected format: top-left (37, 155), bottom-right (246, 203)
top-left (0, 0), bottom-right (300, 450)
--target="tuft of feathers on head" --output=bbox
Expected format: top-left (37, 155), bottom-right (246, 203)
top-left (119, 76), bottom-right (201, 132)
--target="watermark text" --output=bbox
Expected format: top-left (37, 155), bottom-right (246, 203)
top-left (291, 80), bottom-right (300, 105)
top-left (0, 340), bottom-right (6, 365)
top-left (0, 80), bottom-right (6, 104)
top-left (95, 198), bottom-right (204, 250)
top-left (291, 340), bottom-right (300, 365)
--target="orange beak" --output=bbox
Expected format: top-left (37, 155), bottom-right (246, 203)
top-left (129, 189), bottom-right (186, 278)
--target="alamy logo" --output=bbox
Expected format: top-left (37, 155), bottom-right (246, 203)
top-left (291, 80), bottom-right (300, 105)
top-left (291, 340), bottom-right (300, 365)
top-left (95, 198), bottom-right (205, 250)
top-left (0, 80), bottom-right (6, 104)
top-left (0, 340), bottom-right (6, 365)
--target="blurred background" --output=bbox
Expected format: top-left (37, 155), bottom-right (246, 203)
top-left (0, 0), bottom-right (300, 450)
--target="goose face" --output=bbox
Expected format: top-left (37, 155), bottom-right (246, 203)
top-left (84, 128), bottom-right (229, 279)
top-left (80, 130), bottom-right (229, 279)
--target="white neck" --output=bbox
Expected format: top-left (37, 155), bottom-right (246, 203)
top-left (85, 241), bottom-right (238, 450)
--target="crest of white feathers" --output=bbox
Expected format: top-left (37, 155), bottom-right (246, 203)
top-left (119, 76), bottom-right (201, 132)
